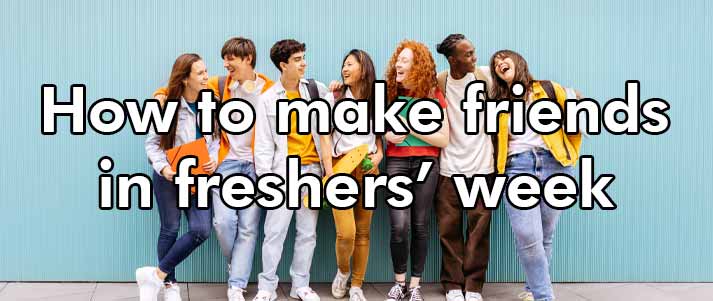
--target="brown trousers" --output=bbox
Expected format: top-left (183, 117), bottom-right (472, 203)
top-left (435, 174), bottom-right (494, 293)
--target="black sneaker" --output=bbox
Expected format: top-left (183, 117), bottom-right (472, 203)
top-left (408, 286), bottom-right (423, 301)
top-left (385, 283), bottom-right (407, 301)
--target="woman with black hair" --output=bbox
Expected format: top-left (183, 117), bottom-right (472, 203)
top-left (321, 49), bottom-right (383, 301)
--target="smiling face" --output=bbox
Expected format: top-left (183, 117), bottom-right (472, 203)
top-left (395, 48), bottom-right (414, 85)
top-left (450, 39), bottom-right (477, 74)
top-left (223, 54), bottom-right (252, 80)
top-left (280, 51), bottom-right (307, 80)
top-left (183, 60), bottom-right (209, 94)
top-left (493, 56), bottom-right (516, 84)
top-left (342, 54), bottom-right (363, 87)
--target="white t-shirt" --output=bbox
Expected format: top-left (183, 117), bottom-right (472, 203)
top-left (507, 100), bottom-right (549, 155)
top-left (325, 88), bottom-right (377, 157)
top-left (439, 67), bottom-right (494, 177)
top-left (224, 73), bottom-right (266, 162)
top-left (508, 87), bottom-right (579, 156)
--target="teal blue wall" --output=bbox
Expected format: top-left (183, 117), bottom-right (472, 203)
top-left (1, 0), bottom-right (710, 282)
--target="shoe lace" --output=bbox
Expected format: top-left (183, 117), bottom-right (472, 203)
top-left (387, 284), bottom-right (405, 299)
top-left (409, 287), bottom-right (423, 301)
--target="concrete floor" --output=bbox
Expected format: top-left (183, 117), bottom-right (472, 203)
top-left (0, 282), bottom-right (710, 300)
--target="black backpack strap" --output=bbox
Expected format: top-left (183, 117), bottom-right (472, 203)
top-left (218, 76), bottom-right (227, 100)
top-left (491, 131), bottom-right (499, 172)
top-left (539, 80), bottom-right (557, 100)
top-left (307, 78), bottom-right (320, 99)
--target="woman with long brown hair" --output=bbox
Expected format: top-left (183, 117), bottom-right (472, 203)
top-left (320, 49), bottom-right (383, 301)
top-left (489, 50), bottom-right (581, 301)
top-left (137, 53), bottom-right (220, 301)
top-left (382, 40), bottom-right (449, 301)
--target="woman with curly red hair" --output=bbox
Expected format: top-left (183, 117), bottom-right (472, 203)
top-left (383, 40), bottom-right (449, 301)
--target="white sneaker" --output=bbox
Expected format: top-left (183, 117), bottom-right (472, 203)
top-left (332, 270), bottom-right (350, 298)
top-left (164, 283), bottom-right (181, 301)
top-left (253, 290), bottom-right (277, 301)
top-left (446, 290), bottom-right (464, 301)
top-left (291, 286), bottom-right (321, 301)
top-left (464, 291), bottom-right (482, 301)
top-left (517, 292), bottom-right (534, 301)
top-left (228, 286), bottom-right (246, 301)
top-left (135, 266), bottom-right (162, 301)
top-left (349, 287), bottom-right (368, 301)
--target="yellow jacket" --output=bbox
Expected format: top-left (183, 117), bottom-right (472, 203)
top-left (495, 81), bottom-right (582, 174)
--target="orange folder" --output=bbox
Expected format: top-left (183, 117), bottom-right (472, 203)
top-left (165, 137), bottom-right (212, 175)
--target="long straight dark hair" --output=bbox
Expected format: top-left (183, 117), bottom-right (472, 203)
top-left (160, 53), bottom-right (218, 150)
top-left (489, 50), bottom-right (534, 100)
top-left (339, 49), bottom-right (376, 102)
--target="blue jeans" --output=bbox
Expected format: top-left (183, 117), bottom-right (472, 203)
top-left (258, 163), bottom-right (322, 293)
top-left (211, 159), bottom-right (262, 289)
top-left (153, 171), bottom-right (212, 283)
top-left (503, 148), bottom-right (574, 301)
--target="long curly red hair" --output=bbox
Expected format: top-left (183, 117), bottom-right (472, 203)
top-left (384, 40), bottom-right (437, 101)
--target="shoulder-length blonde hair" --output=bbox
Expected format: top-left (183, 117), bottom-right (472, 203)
top-left (384, 40), bottom-right (437, 101)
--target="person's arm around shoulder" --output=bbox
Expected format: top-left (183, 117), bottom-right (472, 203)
top-left (153, 76), bottom-right (222, 102)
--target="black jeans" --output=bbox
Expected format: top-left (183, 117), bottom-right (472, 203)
top-left (386, 156), bottom-right (440, 277)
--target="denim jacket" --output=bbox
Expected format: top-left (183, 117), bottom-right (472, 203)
top-left (145, 98), bottom-right (219, 175)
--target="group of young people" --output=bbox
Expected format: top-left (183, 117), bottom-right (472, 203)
top-left (136, 34), bottom-right (583, 301)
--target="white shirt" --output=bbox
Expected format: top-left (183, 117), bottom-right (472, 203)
top-left (224, 73), bottom-right (266, 162)
top-left (439, 67), bottom-right (495, 176)
top-left (507, 99), bottom-right (549, 155)
top-left (508, 87), bottom-right (580, 155)
top-left (324, 88), bottom-right (378, 157)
